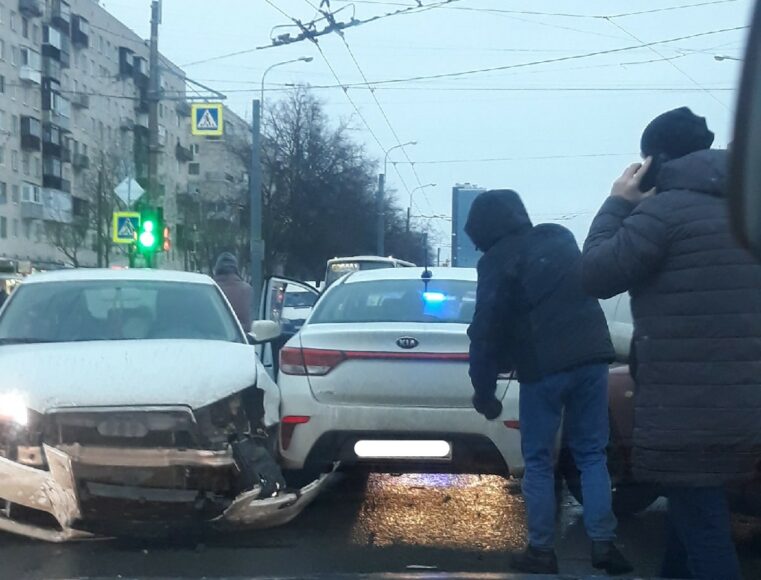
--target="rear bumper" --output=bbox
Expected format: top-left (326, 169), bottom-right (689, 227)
top-left (279, 390), bottom-right (523, 476)
top-left (0, 443), bottom-right (332, 542)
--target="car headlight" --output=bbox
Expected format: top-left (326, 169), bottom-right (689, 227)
top-left (0, 392), bottom-right (29, 427)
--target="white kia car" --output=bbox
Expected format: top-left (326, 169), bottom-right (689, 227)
top-left (0, 269), bottom-right (330, 542)
top-left (263, 268), bottom-right (523, 480)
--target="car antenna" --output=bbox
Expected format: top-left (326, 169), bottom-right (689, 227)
top-left (421, 233), bottom-right (432, 291)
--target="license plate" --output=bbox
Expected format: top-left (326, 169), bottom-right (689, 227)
top-left (353, 440), bottom-right (452, 460)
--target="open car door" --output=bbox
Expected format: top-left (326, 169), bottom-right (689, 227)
top-left (259, 277), bottom-right (320, 380)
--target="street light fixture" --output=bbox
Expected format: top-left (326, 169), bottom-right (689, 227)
top-left (714, 55), bottom-right (743, 62)
top-left (377, 141), bottom-right (418, 255)
top-left (407, 183), bottom-right (436, 233)
top-left (260, 56), bottom-right (314, 118)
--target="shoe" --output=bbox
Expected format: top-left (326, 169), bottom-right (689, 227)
top-left (591, 541), bottom-right (634, 576)
top-left (511, 545), bottom-right (559, 574)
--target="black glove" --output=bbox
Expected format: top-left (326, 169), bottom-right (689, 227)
top-left (472, 394), bottom-right (503, 420)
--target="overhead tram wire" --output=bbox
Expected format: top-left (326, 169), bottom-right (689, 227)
top-left (264, 1), bottom-right (418, 204)
top-left (336, 28), bottom-right (434, 212)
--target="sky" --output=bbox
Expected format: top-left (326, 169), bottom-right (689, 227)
top-left (100, 0), bottom-right (753, 257)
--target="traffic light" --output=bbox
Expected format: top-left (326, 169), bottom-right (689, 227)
top-left (163, 226), bottom-right (171, 252)
top-left (137, 208), bottom-right (163, 254)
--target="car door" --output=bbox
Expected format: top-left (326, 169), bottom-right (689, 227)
top-left (259, 277), bottom-right (320, 379)
top-left (601, 294), bottom-right (633, 362)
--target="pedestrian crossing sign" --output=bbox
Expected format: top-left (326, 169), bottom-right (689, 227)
top-left (191, 103), bottom-right (224, 136)
top-left (112, 211), bottom-right (141, 244)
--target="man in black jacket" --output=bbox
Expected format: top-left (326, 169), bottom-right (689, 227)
top-left (465, 190), bottom-right (630, 575)
top-left (583, 107), bottom-right (761, 580)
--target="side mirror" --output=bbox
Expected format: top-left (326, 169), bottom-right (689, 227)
top-left (728, 1), bottom-right (761, 260)
top-left (249, 320), bottom-right (281, 344)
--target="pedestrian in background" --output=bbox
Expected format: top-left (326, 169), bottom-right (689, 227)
top-left (213, 252), bottom-right (253, 330)
top-left (582, 107), bottom-right (761, 580)
top-left (465, 190), bottom-right (631, 575)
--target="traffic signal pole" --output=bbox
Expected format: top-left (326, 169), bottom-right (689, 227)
top-left (250, 99), bottom-right (264, 319)
top-left (146, 0), bottom-right (161, 268)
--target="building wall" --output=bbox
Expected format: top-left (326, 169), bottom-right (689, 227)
top-left (0, 0), bottom-right (199, 269)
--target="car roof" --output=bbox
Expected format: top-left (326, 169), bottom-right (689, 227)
top-left (21, 268), bottom-right (215, 285)
top-left (342, 267), bottom-right (476, 284)
top-left (328, 255), bottom-right (409, 263)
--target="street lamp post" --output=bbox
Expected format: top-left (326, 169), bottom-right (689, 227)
top-left (406, 183), bottom-right (436, 233)
top-left (250, 56), bottom-right (313, 316)
top-left (714, 55), bottom-right (743, 62)
top-left (377, 141), bottom-right (417, 255)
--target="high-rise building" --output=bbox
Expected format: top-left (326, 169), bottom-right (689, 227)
top-left (451, 183), bottom-right (485, 268)
top-left (0, 0), bottom-right (203, 268)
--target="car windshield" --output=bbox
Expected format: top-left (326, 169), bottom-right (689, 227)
top-left (283, 291), bottom-right (317, 308)
top-left (311, 279), bottom-right (476, 324)
top-left (0, 280), bottom-right (243, 343)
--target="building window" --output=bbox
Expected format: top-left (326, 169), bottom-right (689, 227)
top-left (0, 145), bottom-right (4, 166)
top-left (11, 185), bottom-right (19, 204)
top-left (191, 144), bottom-right (200, 155)
top-left (11, 151), bottom-right (19, 172)
top-left (10, 11), bottom-right (17, 32)
top-left (22, 153), bottom-right (30, 176)
top-left (0, 40), bottom-right (5, 61)
top-left (33, 24), bottom-right (39, 43)
top-left (12, 219), bottom-right (18, 238)
top-left (33, 157), bottom-right (40, 178)
top-left (22, 182), bottom-right (41, 203)
top-left (0, 182), bottom-right (6, 205)
top-left (23, 220), bottom-right (31, 239)
top-left (11, 46), bottom-right (18, 66)
top-left (0, 111), bottom-right (4, 133)
top-left (0, 217), bottom-right (7, 239)
top-left (188, 163), bottom-right (200, 176)
top-left (11, 115), bottom-right (18, 136)
top-left (0, 74), bottom-right (4, 93)
top-left (22, 17), bottom-right (29, 39)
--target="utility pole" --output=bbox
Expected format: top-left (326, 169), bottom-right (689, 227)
top-left (147, 0), bottom-right (161, 211)
top-left (250, 99), bottom-right (263, 319)
top-left (376, 173), bottom-right (385, 255)
top-left (437, 247), bottom-right (441, 267)
top-left (96, 153), bottom-right (104, 267)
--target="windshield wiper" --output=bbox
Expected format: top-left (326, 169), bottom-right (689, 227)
top-left (0, 338), bottom-right (57, 345)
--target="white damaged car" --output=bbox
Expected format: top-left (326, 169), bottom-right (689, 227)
top-left (0, 269), bottom-right (330, 542)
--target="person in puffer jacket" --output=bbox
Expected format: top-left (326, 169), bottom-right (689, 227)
top-left (465, 190), bottom-right (629, 575)
top-left (583, 107), bottom-right (761, 580)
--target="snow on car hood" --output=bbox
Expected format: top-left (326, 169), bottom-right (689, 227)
top-left (0, 340), bottom-right (259, 413)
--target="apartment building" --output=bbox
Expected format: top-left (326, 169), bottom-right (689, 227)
top-left (0, 0), bottom-right (198, 268)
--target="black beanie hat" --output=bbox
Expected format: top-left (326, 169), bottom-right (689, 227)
top-left (640, 107), bottom-right (715, 160)
top-left (214, 252), bottom-right (239, 276)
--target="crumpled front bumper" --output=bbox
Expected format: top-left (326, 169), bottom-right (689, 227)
top-left (0, 443), bottom-right (331, 542)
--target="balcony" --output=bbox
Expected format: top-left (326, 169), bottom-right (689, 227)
top-left (73, 152), bottom-right (89, 170)
top-left (70, 92), bottom-right (89, 109)
top-left (50, 0), bottom-right (71, 33)
top-left (21, 201), bottom-right (44, 220)
top-left (135, 113), bottom-right (149, 129)
top-left (119, 47), bottom-right (135, 77)
top-left (176, 101), bottom-right (191, 117)
top-left (42, 189), bottom-right (73, 224)
top-left (20, 0), bottom-right (43, 17)
top-left (119, 117), bottom-right (134, 131)
top-left (45, 62), bottom-right (63, 86)
top-left (43, 109), bottom-right (70, 132)
top-left (71, 15), bottom-right (89, 48)
top-left (133, 56), bottom-right (149, 88)
top-left (61, 145), bottom-right (71, 164)
top-left (21, 117), bottom-right (43, 151)
top-left (175, 143), bottom-right (194, 162)
top-left (19, 65), bottom-right (42, 85)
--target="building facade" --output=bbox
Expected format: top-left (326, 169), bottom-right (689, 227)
top-left (451, 183), bottom-right (485, 268)
top-left (0, 0), bottom-right (221, 269)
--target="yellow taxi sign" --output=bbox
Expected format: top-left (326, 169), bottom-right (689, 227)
top-left (191, 103), bottom-right (224, 136)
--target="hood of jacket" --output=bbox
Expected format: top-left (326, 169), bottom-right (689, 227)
top-left (657, 148), bottom-right (727, 198)
top-left (465, 189), bottom-right (533, 251)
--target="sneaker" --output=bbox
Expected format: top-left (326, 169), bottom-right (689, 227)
top-left (591, 541), bottom-right (634, 576)
top-left (510, 545), bottom-right (559, 574)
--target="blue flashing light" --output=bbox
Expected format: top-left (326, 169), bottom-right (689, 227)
top-left (423, 291), bottom-right (446, 304)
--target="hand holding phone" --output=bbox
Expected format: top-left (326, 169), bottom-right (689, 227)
top-left (610, 157), bottom-right (656, 203)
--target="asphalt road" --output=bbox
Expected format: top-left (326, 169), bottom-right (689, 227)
top-left (1, 472), bottom-right (760, 579)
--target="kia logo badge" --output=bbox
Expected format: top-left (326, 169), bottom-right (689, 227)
top-left (396, 337), bottom-right (419, 349)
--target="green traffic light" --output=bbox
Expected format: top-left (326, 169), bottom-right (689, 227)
top-left (138, 220), bottom-right (157, 250)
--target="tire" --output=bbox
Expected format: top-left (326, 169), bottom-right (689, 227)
top-left (559, 448), bottom-right (659, 517)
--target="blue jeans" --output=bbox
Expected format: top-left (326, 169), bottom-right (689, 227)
top-left (520, 363), bottom-right (617, 549)
top-left (661, 486), bottom-right (741, 580)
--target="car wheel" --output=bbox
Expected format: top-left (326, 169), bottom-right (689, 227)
top-left (559, 447), bottom-right (659, 517)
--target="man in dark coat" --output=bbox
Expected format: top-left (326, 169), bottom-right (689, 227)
top-left (583, 107), bottom-right (761, 580)
top-left (213, 252), bottom-right (253, 330)
top-left (465, 190), bottom-right (630, 575)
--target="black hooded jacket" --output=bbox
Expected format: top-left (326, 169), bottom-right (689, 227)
top-left (582, 149), bottom-right (761, 486)
top-left (466, 190), bottom-right (614, 396)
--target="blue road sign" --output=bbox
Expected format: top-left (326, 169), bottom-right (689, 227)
top-left (191, 103), bottom-right (224, 136)
top-left (113, 212), bottom-right (140, 244)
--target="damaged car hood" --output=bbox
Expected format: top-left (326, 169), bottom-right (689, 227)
top-left (0, 340), bottom-right (259, 413)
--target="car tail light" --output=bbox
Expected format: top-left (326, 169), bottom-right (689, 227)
top-left (503, 420), bottom-right (520, 430)
top-left (280, 347), bottom-right (346, 376)
top-left (281, 415), bottom-right (310, 451)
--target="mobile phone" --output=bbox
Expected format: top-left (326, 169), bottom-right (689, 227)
top-left (638, 154), bottom-right (666, 192)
